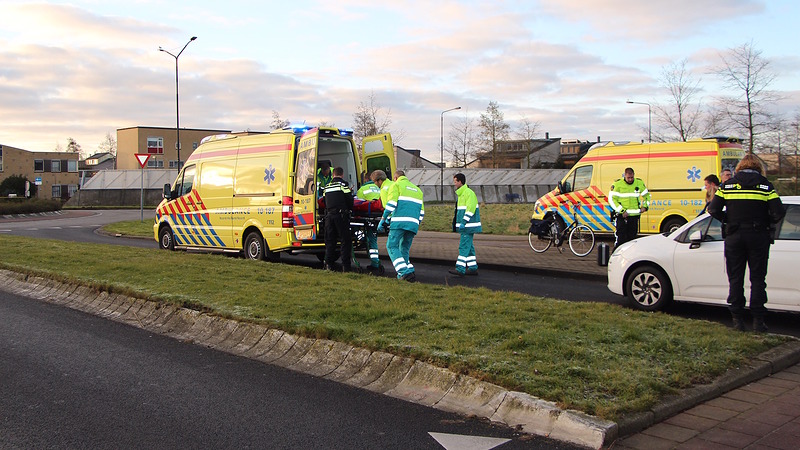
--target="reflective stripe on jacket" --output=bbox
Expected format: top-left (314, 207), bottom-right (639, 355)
top-left (356, 181), bottom-right (381, 201)
top-left (381, 176), bottom-right (424, 233)
top-left (379, 179), bottom-right (394, 208)
top-left (455, 184), bottom-right (482, 234)
top-left (323, 178), bottom-right (353, 212)
top-left (708, 169), bottom-right (784, 227)
top-left (608, 178), bottom-right (650, 216)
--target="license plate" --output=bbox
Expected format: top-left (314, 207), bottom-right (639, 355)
top-left (296, 228), bottom-right (313, 240)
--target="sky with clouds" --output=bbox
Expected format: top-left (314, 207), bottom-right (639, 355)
top-left (1, 0), bottom-right (798, 162)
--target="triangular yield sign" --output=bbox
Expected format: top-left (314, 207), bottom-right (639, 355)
top-left (429, 432), bottom-right (511, 450)
top-left (135, 153), bottom-right (151, 168)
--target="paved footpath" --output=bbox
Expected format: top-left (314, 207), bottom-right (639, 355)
top-left (381, 230), bottom-right (608, 280)
top-left (392, 231), bottom-right (800, 449)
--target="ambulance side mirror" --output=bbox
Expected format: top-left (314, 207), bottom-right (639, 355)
top-left (163, 184), bottom-right (172, 200)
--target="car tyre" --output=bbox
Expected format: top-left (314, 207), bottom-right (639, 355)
top-left (158, 226), bottom-right (175, 251)
top-left (626, 265), bottom-right (672, 311)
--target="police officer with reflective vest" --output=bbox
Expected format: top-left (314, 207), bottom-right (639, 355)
top-left (356, 172), bottom-right (383, 272)
top-left (448, 173), bottom-right (481, 277)
top-left (323, 167), bottom-right (354, 272)
top-left (708, 154), bottom-right (784, 332)
top-left (608, 167), bottom-right (650, 250)
top-left (377, 170), bottom-right (424, 282)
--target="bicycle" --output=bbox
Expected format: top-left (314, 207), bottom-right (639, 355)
top-left (528, 203), bottom-right (595, 257)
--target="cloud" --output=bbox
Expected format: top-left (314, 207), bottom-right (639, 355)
top-left (537, 0), bottom-right (764, 41)
top-left (1, 3), bottom-right (175, 49)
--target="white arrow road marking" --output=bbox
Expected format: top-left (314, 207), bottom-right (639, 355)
top-left (429, 432), bottom-right (511, 450)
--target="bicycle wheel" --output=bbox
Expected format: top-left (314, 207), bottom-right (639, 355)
top-left (568, 224), bottom-right (595, 257)
top-left (528, 228), bottom-right (553, 253)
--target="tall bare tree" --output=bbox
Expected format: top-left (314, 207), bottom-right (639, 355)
top-left (98, 132), bottom-right (117, 157)
top-left (516, 116), bottom-right (542, 168)
top-left (270, 110), bottom-right (290, 130)
top-left (478, 101), bottom-right (510, 168)
top-left (712, 41), bottom-right (780, 153)
top-left (352, 91), bottom-right (392, 149)
top-left (66, 138), bottom-right (83, 159)
top-left (447, 112), bottom-right (476, 168)
top-left (653, 59), bottom-right (707, 142)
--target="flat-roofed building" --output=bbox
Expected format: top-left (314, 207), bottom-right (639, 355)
top-left (116, 126), bottom-right (232, 170)
top-left (0, 144), bottom-right (80, 199)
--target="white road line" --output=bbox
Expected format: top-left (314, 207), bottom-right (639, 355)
top-left (428, 432), bottom-right (511, 450)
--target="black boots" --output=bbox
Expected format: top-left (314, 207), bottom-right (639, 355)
top-left (753, 316), bottom-right (769, 333)
top-left (731, 314), bottom-right (746, 332)
top-left (731, 313), bottom-right (768, 333)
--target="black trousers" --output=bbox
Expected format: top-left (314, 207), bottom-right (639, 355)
top-left (614, 215), bottom-right (640, 249)
top-left (324, 212), bottom-right (352, 269)
top-left (724, 228), bottom-right (771, 317)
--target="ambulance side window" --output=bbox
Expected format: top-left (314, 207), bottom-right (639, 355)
top-left (179, 165), bottom-right (196, 197)
top-left (572, 166), bottom-right (593, 191)
top-left (295, 149), bottom-right (315, 196)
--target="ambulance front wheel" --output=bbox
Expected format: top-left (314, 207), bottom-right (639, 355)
top-left (158, 226), bottom-right (175, 251)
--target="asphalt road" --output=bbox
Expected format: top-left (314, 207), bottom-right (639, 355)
top-left (0, 285), bottom-right (582, 449)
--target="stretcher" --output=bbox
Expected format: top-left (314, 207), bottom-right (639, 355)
top-left (317, 198), bottom-right (385, 273)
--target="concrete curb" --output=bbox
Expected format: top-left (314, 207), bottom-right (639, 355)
top-left (5, 269), bottom-right (800, 449)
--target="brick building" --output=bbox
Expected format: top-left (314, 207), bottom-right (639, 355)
top-left (116, 126), bottom-right (231, 170)
top-left (0, 144), bottom-right (80, 199)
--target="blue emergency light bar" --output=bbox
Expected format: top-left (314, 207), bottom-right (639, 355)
top-left (338, 128), bottom-right (354, 137)
top-left (284, 122), bottom-right (312, 134)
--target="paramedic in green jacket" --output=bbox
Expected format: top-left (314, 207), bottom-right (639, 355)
top-left (377, 170), bottom-right (424, 282)
top-left (608, 167), bottom-right (650, 250)
top-left (356, 172), bottom-right (383, 272)
top-left (316, 161), bottom-right (333, 197)
top-left (448, 173), bottom-right (481, 277)
top-left (372, 169), bottom-right (394, 208)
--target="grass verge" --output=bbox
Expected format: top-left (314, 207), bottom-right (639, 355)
top-left (0, 234), bottom-right (786, 421)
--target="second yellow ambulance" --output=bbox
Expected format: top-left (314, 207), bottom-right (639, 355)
top-left (532, 136), bottom-right (745, 235)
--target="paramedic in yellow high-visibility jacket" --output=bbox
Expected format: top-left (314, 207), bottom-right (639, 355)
top-left (608, 167), bottom-right (650, 250)
top-left (448, 173), bottom-right (481, 277)
top-left (356, 172), bottom-right (383, 272)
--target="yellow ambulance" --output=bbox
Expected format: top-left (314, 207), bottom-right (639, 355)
top-left (154, 125), bottom-right (395, 261)
top-left (532, 136), bottom-right (745, 235)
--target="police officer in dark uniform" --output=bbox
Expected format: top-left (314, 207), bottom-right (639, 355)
top-left (322, 166), bottom-right (354, 272)
top-left (708, 154), bottom-right (784, 332)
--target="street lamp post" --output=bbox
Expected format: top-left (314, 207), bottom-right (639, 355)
top-left (626, 100), bottom-right (651, 142)
top-left (440, 106), bottom-right (461, 201)
top-left (159, 36), bottom-right (197, 170)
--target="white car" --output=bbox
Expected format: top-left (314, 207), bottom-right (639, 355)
top-left (608, 196), bottom-right (800, 312)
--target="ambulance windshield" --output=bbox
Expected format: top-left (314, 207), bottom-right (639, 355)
top-left (721, 158), bottom-right (740, 174)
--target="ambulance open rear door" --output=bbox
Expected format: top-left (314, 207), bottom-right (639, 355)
top-left (292, 128), bottom-right (320, 241)
top-left (361, 134), bottom-right (396, 180)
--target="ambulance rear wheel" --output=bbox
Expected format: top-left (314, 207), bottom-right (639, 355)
top-left (158, 226), bottom-right (175, 251)
top-left (244, 232), bottom-right (266, 261)
top-left (661, 217), bottom-right (686, 234)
